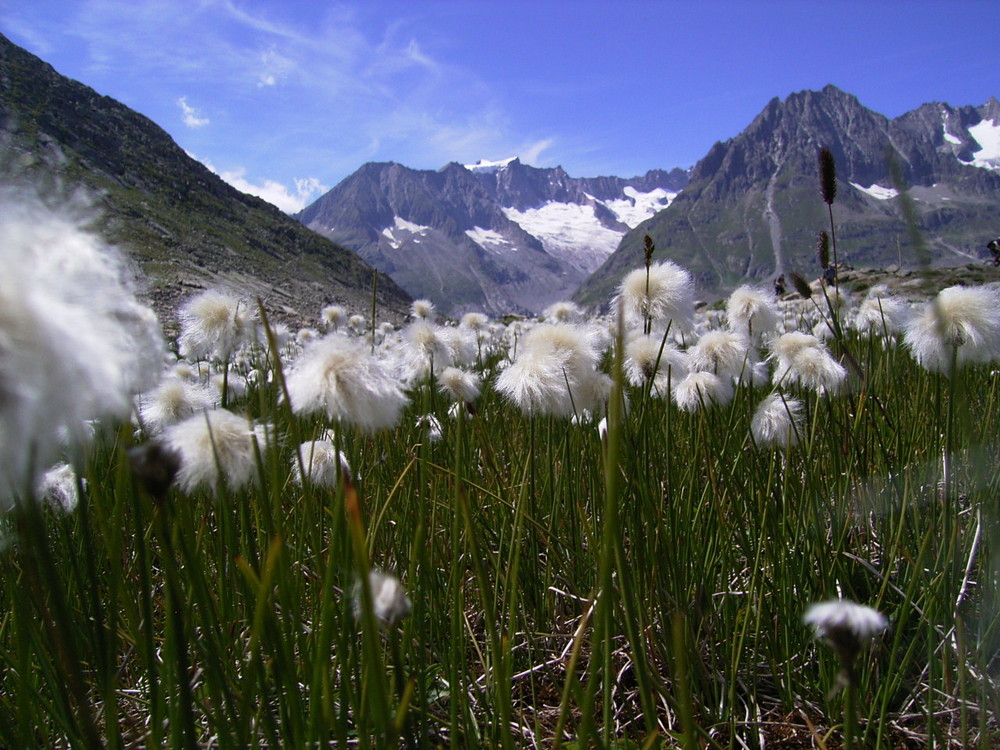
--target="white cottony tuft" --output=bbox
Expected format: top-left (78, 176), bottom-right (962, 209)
top-left (353, 569), bottom-right (412, 628)
top-left (904, 285), bottom-right (1000, 374)
top-left (163, 408), bottom-right (271, 494)
top-left (285, 334), bottom-right (409, 432)
top-left (0, 193), bottom-right (165, 506)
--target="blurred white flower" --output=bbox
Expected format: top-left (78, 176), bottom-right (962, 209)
top-left (292, 439), bottom-right (351, 488)
top-left (672, 370), bottom-right (734, 412)
top-left (410, 298), bottom-right (437, 322)
top-left (751, 392), bottom-right (804, 451)
top-left (37, 462), bottom-right (83, 514)
top-left (285, 334), bottom-right (408, 432)
top-left (163, 408), bottom-right (270, 494)
top-left (0, 195), bottom-right (164, 505)
top-left (904, 285), bottom-right (1000, 374)
top-left (353, 569), bottom-right (411, 627)
top-left (495, 323), bottom-right (603, 418)
top-left (615, 261), bottom-right (695, 333)
top-left (177, 289), bottom-right (251, 361)
top-left (726, 285), bottom-right (779, 343)
top-left (437, 366), bottom-right (481, 404)
top-left (804, 598), bottom-right (887, 664)
top-left (138, 377), bottom-right (218, 434)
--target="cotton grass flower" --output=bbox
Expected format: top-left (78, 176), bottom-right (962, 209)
top-left (397, 320), bottom-right (454, 383)
top-left (615, 260), bottom-right (695, 333)
top-left (410, 298), bottom-right (437, 322)
top-left (495, 323), bottom-right (603, 417)
top-left (624, 332), bottom-right (689, 395)
top-left (726, 285), bottom-right (779, 343)
top-left (284, 334), bottom-right (408, 433)
top-left (321, 304), bottom-right (346, 330)
top-left (291, 439), bottom-right (351, 488)
top-left (163, 408), bottom-right (270, 494)
top-left (0, 195), bottom-right (164, 505)
top-left (437, 366), bottom-right (481, 405)
top-left (904, 285), bottom-right (1000, 374)
top-left (751, 392), bottom-right (804, 451)
top-left (769, 332), bottom-right (847, 395)
top-left (687, 330), bottom-right (753, 380)
top-left (672, 371), bottom-right (734, 413)
top-left (853, 288), bottom-right (912, 338)
top-left (177, 289), bottom-right (251, 361)
top-left (353, 570), bottom-right (411, 628)
top-left (543, 300), bottom-right (584, 324)
top-left (138, 377), bottom-right (218, 434)
top-left (37, 462), bottom-right (83, 514)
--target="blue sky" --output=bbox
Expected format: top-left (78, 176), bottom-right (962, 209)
top-left (2, 0), bottom-right (998, 212)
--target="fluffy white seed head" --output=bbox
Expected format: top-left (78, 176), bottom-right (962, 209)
top-left (751, 392), bottom-right (804, 451)
top-left (291, 440), bottom-right (351, 488)
top-left (321, 304), bottom-right (346, 330)
top-left (163, 408), bottom-right (270, 494)
top-left (437, 366), bottom-right (481, 403)
top-left (615, 261), bottom-right (695, 333)
top-left (0, 195), bottom-right (165, 504)
top-left (726, 285), bottom-right (779, 342)
top-left (285, 334), bottom-right (409, 432)
top-left (353, 570), bottom-right (411, 628)
top-left (138, 377), bottom-right (218, 434)
top-left (904, 285), bottom-right (1000, 374)
top-left (410, 298), bottom-right (437, 322)
top-left (672, 371), bottom-right (734, 413)
top-left (687, 330), bottom-right (752, 380)
top-left (177, 289), bottom-right (251, 361)
top-left (804, 599), bottom-right (888, 663)
top-left (543, 301), bottom-right (584, 324)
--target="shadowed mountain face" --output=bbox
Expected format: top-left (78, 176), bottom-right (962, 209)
top-left (0, 33), bottom-right (411, 329)
top-left (574, 85), bottom-right (1000, 311)
top-left (297, 159), bottom-right (689, 317)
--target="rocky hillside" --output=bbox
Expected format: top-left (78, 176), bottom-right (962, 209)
top-left (298, 159), bottom-right (688, 316)
top-left (0, 32), bottom-right (411, 329)
top-left (575, 85), bottom-right (1000, 310)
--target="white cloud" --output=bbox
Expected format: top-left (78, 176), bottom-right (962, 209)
top-left (177, 96), bottom-right (210, 128)
top-left (214, 166), bottom-right (328, 214)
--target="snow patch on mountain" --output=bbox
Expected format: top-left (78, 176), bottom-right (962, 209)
top-left (499, 187), bottom-right (678, 273)
top-left (606, 187), bottom-right (677, 226)
top-left (852, 183), bottom-right (898, 200)
top-left (382, 216), bottom-right (431, 249)
top-left (502, 202), bottom-right (623, 272)
top-left (466, 227), bottom-right (515, 253)
top-left (968, 118), bottom-right (1000, 170)
top-left (464, 157), bottom-right (518, 173)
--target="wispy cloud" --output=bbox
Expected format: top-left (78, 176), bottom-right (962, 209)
top-left (177, 96), bottom-right (210, 128)
top-left (9, 1), bottom-right (559, 185)
top-left (214, 166), bottom-right (327, 214)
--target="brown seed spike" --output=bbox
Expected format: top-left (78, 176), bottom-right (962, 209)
top-left (643, 234), bottom-right (655, 267)
top-left (818, 147), bottom-right (837, 205)
top-left (817, 230), bottom-right (830, 269)
top-left (790, 272), bottom-right (813, 299)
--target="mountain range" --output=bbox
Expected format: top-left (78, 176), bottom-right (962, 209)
top-left (3, 30), bottom-right (998, 323)
top-left (574, 85), bottom-right (1000, 309)
top-left (0, 32), bottom-right (411, 329)
top-left (297, 159), bottom-right (688, 316)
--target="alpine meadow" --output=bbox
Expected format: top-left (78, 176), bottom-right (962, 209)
top-left (2, 141), bottom-right (1000, 750)
top-left (3, 14), bottom-right (1000, 750)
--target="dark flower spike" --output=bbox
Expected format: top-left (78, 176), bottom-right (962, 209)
top-left (817, 230), bottom-right (831, 269)
top-left (643, 234), bottom-right (655, 267)
top-left (790, 272), bottom-right (813, 299)
top-left (819, 147), bottom-right (837, 205)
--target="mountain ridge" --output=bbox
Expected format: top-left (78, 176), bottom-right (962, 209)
top-left (0, 32), bottom-right (411, 328)
top-left (573, 84), bottom-right (1000, 309)
top-left (297, 158), bottom-right (688, 316)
